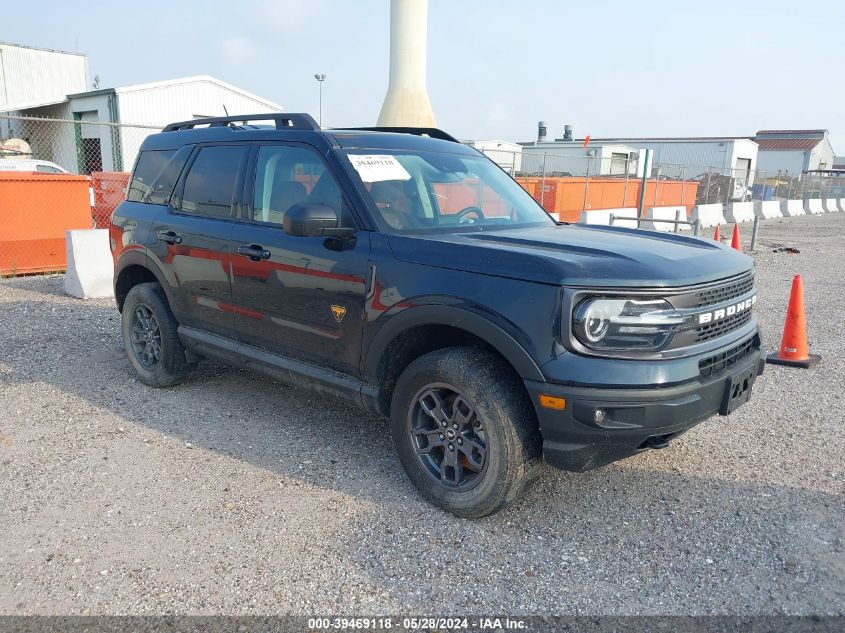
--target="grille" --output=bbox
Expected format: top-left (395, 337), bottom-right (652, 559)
top-left (696, 309), bottom-right (753, 342)
top-left (699, 337), bottom-right (756, 378)
top-left (693, 274), bottom-right (755, 308)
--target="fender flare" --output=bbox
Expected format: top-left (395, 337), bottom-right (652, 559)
top-left (114, 249), bottom-right (174, 308)
top-left (363, 304), bottom-right (545, 384)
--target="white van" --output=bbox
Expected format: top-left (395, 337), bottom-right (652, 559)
top-left (0, 158), bottom-right (69, 174)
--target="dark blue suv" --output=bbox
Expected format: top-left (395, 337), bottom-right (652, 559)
top-left (111, 113), bottom-right (764, 517)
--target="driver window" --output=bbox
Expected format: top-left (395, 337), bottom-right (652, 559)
top-left (252, 145), bottom-right (344, 226)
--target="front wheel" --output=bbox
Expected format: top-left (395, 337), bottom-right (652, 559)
top-left (390, 347), bottom-right (542, 518)
top-left (121, 282), bottom-right (193, 387)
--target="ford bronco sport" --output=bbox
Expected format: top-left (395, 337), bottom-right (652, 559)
top-left (111, 113), bottom-right (764, 518)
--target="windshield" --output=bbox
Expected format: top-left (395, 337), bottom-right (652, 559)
top-left (342, 149), bottom-right (554, 233)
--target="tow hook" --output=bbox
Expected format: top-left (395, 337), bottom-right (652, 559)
top-left (640, 434), bottom-right (673, 450)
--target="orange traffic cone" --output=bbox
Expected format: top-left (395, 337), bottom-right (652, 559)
top-left (713, 225), bottom-right (721, 241)
top-left (730, 224), bottom-right (742, 251)
top-left (767, 275), bottom-right (821, 368)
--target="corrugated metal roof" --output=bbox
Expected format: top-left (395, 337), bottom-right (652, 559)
top-left (755, 138), bottom-right (820, 151)
top-left (756, 129), bottom-right (826, 136)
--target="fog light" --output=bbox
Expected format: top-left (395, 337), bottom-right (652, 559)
top-left (594, 408), bottom-right (606, 424)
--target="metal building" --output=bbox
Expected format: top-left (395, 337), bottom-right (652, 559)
top-left (753, 129), bottom-right (836, 174)
top-left (0, 42), bottom-right (88, 112)
top-left (62, 76), bottom-right (283, 172)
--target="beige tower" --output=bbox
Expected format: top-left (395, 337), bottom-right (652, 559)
top-left (376, 0), bottom-right (437, 127)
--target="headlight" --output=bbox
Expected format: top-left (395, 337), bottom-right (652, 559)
top-left (572, 298), bottom-right (686, 351)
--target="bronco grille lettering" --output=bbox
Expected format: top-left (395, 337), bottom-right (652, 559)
top-left (698, 295), bottom-right (756, 325)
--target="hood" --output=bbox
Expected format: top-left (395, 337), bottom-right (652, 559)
top-left (387, 224), bottom-right (753, 288)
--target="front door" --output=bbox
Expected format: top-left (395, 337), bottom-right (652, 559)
top-left (229, 143), bottom-right (370, 377)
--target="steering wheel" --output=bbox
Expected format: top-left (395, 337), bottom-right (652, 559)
top-left (455, 206), bottom-right (485, 224)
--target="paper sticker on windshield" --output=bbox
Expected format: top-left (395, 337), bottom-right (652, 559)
top-left (347, 154), bottom-right (411, 183)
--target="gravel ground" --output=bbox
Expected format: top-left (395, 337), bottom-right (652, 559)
top-left (0, 213), bottom-right (842, 616)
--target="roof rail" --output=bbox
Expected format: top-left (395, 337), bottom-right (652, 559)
top-left (162, 113), bottom-right (320, 132)
top-left (337, 126), bottom-right (460, 143)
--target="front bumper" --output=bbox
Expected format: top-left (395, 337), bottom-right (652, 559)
top-left (524, 339), bottom-right (766, 472)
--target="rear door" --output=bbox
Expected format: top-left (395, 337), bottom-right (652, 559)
top-left (150, 143), bottom-right (249, 340)
top-left (228, 143), bottom-right (370, 376)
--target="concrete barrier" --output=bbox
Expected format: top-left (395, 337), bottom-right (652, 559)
top-left (782, 199), bottom-right (805, 217)
top-left (63, 229), bottom-right (114, 299)
top-left (756, 200), bottom-right (782, 220)
top-left (579, 208), bottom-right (639, 228)
top-left (823, 198), bottom-right (839, 213)
top-left (690, 203), bottom-right (726, 228)
top-left (724, 201), bottom-right (755, 223)
top-left (643, 206), bottom-right (689, 232)
top-left (839, 198), bottom-right (845, 212)
top-left (805, 198), bottom-right (824, 214)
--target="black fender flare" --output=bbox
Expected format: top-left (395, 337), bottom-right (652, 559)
top-left (114, 249), bottom-right (174, 309)
top-left (363, 304), bottom-right (546, 384)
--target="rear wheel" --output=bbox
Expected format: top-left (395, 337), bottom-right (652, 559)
top-left (121, 282), bottom-right (192, 387)
top-left (390, 347), bottom-right (542, 518)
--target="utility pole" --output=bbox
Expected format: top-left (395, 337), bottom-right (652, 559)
top-left (314, 74), bottom-right (326, 127)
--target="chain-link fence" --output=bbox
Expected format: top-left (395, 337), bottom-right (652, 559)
top-left (480, 148), bottom-right (845, 221)
top-left (1, 114), bottom-right (160, 274)
top-left (2, 114), bottom-right (843, 275)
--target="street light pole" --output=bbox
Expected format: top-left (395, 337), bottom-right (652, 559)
top-left (314, 73), bottom-right (326, 127)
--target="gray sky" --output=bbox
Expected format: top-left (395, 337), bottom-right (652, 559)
top-left (9, 0), bottom-right (843, 151)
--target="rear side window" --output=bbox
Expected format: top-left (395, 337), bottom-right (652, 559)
top-left (127, 148), bottom-right (190, 204)
top-left (178, 145), bottom-right (247, 219)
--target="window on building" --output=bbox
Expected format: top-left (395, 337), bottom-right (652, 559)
top-left (179, 145), bottom-right (248, 219)
top-left (610, 152), bottom-right (629, 175)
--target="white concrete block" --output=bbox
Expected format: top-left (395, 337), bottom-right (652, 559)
top-left (690, 203), bottom-right (726, 228)
top-left (782, 199), bottom-right (805, 217)
top-left (579, 208), bottom-right (639, 228)
top-left (643, 206), bottom-right (689, 232)
top-left (838, 198), bottom-right (845, 212)
top-left (64, 229), bottom-right (114, 300)
top-left (724, 201), bottom-right (755, 223)
top-left (756, 200), bottom-right (782, 219)
top-left (823, 198), bottom-right (839, 213)
top-left (805, 198), bottom-right (824, 214)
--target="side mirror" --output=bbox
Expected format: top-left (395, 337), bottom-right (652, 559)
top-left (282, 203), bottom-right (354, 238)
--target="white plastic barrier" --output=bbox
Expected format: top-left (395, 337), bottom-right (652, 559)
top-left (782, 199), bottom-right (805, 217)
top-left (642, 206), bottom-right (689, 232)
top-left (756, 200), bottom-right (782, 219)
top-left (724, 201), bottom-right (755, 223)
top-left (805, 198), bottom-right (824, 214)
top-left (64, 229), bottom-right (114, 300)
top-left (579, 208), bottom-right (639, 228)
top-left (839, 198), bottom-right (845, 212)
top-left (824, 198), bottom-right (839, 213)
top-left (690, 203), bottom-right (726, 228)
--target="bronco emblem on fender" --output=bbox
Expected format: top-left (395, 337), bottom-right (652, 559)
top-left (330, 305), bottom-right (347, 322)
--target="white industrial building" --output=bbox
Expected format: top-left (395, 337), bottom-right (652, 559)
top-left (753, 129), bottom-right (836, 174)
top-left (519, 141), bottom-right (639, 177)
top-left (1, 41), bottom-right (282, 173)
top-left (521, 126), bottom-right (758, 179)
top-left (462, 139), bottom-right (523, 173)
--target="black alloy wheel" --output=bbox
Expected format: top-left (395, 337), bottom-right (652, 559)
top-left (408, 383), bottom-right (488, 490)
top-left (130, 304), bottom-right (162, 368)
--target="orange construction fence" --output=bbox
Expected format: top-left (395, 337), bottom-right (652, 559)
top-left (0, 173), bottom-right (93, 275)
top-left (92, 171), bottom-right (130, 229)
top-left (516, 177), bottom-right (699, 223)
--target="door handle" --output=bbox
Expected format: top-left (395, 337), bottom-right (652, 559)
top-left (157, 230), bottom-right (182, 245)
top-left (237, 244), bottom-right (271, 261)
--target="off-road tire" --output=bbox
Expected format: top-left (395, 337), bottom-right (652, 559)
top-left (390, 347), bottom-right (543, 518)
top-left (121, 282), bottom-right (192, 387)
